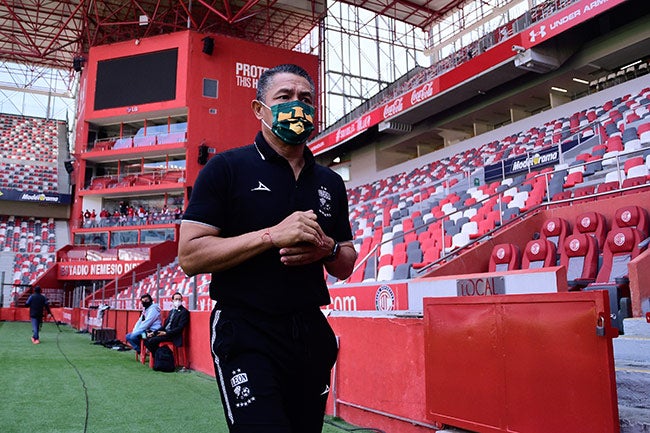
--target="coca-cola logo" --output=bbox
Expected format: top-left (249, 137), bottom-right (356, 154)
top-left (410, 82), bottom-right (434, 105)
top-left (383, 97), bottom-right (404, 118)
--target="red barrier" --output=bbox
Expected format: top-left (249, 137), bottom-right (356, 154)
top-left (423, 292), bottom-right (619, 433)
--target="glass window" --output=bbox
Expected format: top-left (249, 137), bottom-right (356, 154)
top-left (110, 230), bottom-right (138, 248)
top-left (203, 78), bottom-right (218, 99)
top-left (141, 228), bottom-right (175, 243)
top-left (74, 232), bottom-right (108, 248)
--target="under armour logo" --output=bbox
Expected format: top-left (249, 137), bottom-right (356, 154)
top-left (529, 25), bottom-right (546, 43)
top-left (251, 181), bottom-right (271, 192)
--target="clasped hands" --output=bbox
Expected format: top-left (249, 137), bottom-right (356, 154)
top-left (146, 330), bottom-right (167, 338)
top-left (265, 210), bottom-right (334, 266)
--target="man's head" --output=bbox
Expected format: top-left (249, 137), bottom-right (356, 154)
top-left (33, 286), bottom-right (41, 294)
top-left (140, 294), bottom-right (153, 308)
top-left (172, 292), bottom-right (183, 308)
top-left (256, 64), bottom-right (315, 103)
top-left (253, 64), bottom-right (316, 146)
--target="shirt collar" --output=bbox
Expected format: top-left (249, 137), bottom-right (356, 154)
top-left (253, 131), bottom-right (315, 170)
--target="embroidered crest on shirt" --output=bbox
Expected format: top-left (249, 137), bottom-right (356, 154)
top-left (230, 368), bottom-right (255, 407)
top-left (318, 186), bottom-right (332, 218)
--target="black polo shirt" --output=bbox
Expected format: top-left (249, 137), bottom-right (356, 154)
top-left (183, 132), bottom-right (353, 315)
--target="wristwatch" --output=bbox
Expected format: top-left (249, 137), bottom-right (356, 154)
top-left (324, 241), bottom-right (340, 262)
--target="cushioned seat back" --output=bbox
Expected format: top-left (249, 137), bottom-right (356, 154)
top-left (595, 228), bottom-right (642, 283)
top-left (522, 239), bottom-right (556, 269)
top-left (575, 212), bottom-right (607, 249)
top-left (614, 205), bottom-right (648, 237)
top-left (560, 234), bottom-right (598, 281)
top-left (540, 217), bottom-right (570, 248)
top-left (489, 243), bottom-right (520, 272)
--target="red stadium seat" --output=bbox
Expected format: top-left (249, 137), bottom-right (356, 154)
top-left (560, 234), bottom-right (598, 290)
top-left (539, 217), bottom-right (570, 249)
top-left (584, 227), bottom-right (644, 333)
top-left (575, 212), bottom-right (608, 249)
top-left (488, 243), bottom-right (520, 272)
top-left (613, 205), bottom-right (649, 237)
top-left (522, 239), bottom-right (556, 269)
top-left (594, 228), bottom-right (643, 284)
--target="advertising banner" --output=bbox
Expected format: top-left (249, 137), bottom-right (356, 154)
top-left (0, 188), bottom-right (72, 204)
top-left (325, 283), bottom-right (409, 312)
top-left (58, 260), bottom-right (143, 280)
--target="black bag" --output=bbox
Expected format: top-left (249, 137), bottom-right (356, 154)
top-left (153, 346), bottom-right (175, 372)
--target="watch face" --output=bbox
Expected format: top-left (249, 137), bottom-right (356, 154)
top-left (326, 242), bottom-right (339, 261)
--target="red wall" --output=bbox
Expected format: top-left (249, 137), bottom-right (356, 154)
top-left (183, 32), bottom-right (319, 185)
top-left (72, 30), bottom-right (319, 226)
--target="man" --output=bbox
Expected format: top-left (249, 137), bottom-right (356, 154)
top-left (179, 64), bottom-right (357, 433)
top-left (144, 292), bottom-right (189, 357)
top-left (125, 293), bottom-right (162, 354)
top-left (25, 286), bottom-right (49, 344)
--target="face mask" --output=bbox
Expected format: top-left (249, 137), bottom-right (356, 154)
top-left (173, 300), bottom-right (182, 308)
top-left (259, 100), bottom-right (315, 145)
top-left (142, 300), bottom-right (151, 309)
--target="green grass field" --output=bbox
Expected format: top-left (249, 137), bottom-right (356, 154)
top-left (0, 321), bottom-right (372, 433)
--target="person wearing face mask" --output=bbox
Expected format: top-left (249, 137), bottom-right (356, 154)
top-left (179, 64), bottom-right (357, 433)
top-left (124, 293), bottom-right (162, 354)
top-left (143, 292), bottom-right (189, 358)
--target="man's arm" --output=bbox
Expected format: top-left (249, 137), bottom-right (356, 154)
top-left (139, 307), bottom-right (161, 331)
top-left (179, 210), bottom-right (325, 276)
top-left (323, 241), bottom-right (357, 280)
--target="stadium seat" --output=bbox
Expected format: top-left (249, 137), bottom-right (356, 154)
top-left (393, 263), bottom-right (412, 280)
top-left (560, 233), bottom-right (598, 290)
top-left (522, 239), bottom-right (556, 269)
top-left (613, 205), bottom-right (649, 237)
top-left (593, 227), bottom-right (643, 284)
top-left (596, 181), bottom-right (620, 195)
top-left (575, 212), bottom-right (608, 248)
top-left (622, 176), bottom-right (648, 190)
top-left (539, 217), bottom-right (570, 249)
top-left (147, 330), bottom-right (189, 370)
top-left (585, 227), bottom-right (644, 333)
top-left (488, 243), bottom-right (520, 272)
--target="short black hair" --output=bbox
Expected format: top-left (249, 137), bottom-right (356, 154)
top-left (33, 286), bottom-right (41, 293)
top-left (141, 294), bottom-right (152, 302)
top-left (172, 292), bottom-right (182, 300)
top-left (256, 64), bottom-right (315, 102)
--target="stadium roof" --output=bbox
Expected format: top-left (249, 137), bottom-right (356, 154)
top-left (0, 0), bottom-right (463, 70)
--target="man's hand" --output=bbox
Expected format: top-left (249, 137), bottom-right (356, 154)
top-left (265, 210), bottom-right (324, 249)
top-left (279, 222), bottom-right (335, 266)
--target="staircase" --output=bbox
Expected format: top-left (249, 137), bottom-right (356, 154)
top-left (616, 318), bottom-right (650, 432)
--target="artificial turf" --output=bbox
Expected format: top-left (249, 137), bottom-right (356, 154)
top-left (0, 321), bottom-right (375, 433)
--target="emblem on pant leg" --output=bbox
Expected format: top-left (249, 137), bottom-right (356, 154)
top-left (231, 368), bottom-right (255, 407)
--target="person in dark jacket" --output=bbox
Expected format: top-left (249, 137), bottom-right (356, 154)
top-left (25, 286), bottom-right (49, 344)
top-left (144, 292), bottom-right (189, 357)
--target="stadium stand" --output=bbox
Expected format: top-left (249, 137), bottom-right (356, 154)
top-left (0, 114), bottom-right (62, 194)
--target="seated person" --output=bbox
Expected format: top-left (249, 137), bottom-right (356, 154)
top-left (144, 292), bottom-right (189, 357)
top-left (125, 293), bottom-right (162, 353)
